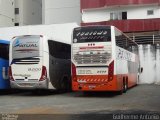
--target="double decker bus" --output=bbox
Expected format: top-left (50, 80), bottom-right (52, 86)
top-left (9, 35), bottom-right (71, 91)
top-left (0, 39), bottom-right (10, 89)
top-left (72, 26), bottom-right (142, 93)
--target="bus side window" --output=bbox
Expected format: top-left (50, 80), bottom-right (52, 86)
top-left (49, 40), bottom-right (59, 58)
top-left (133, 45), bottom-right (138, 55)
top-left (116, 35), bottom-right (123, 48)
top-left (128, 38), bottom-right (133, 52)
top-left (115, 30), bottom-right (126, 49)
top-left (0, 43), bottom-right (9, 60)
top-left (64, 44), bottom-right (71, 59)
top-left (48, 40), bottom-right (54, 57)
top-left (60, 43), bottom-right (71, 59)
top-left (48, 40), bottom-right (70, 59)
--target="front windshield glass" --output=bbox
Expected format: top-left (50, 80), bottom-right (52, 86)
top-left (73, 26), bottom-right (111, 43)
top-left (12, 35), bottom-right (40, 59)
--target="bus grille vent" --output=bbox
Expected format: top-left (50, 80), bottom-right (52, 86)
top-left (74, 53), bottom-right (111, 64)
top-left (12, 58), bottom-right (40, 64)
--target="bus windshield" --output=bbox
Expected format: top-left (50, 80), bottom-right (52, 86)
top-left (0, 43), bottom-right (9, 60)
top-left (12, 35), bottom-right (40, 59)
top-left (73, 26), bottom-right (111, 43)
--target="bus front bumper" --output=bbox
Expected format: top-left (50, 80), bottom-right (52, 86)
top-left (10, 80), bottom-right (48, 89)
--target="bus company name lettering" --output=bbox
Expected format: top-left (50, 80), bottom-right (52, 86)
top-left (15, 43), bottom-right (37, 48)
top-left (13, 74), bottom-right (31, 77)
top-left (76, 30), bottom-right (108, 36)
top-left (117, 48), bottom-right (132, 61)
top-left (14, 40), bottom-right (38, 48)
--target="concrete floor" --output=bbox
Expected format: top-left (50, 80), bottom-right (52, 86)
top-left (0, 84), bottom-right (160, 119)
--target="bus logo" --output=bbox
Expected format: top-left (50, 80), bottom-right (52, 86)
top-left (14, 39), bottom-right (20, 47)
top-left (14, 39), bottom-right (38, 48)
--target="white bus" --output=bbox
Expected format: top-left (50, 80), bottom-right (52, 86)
top-left (72, 26), bottom-right (142, 93)
top-left (9, 35), bottom-right (71, 91)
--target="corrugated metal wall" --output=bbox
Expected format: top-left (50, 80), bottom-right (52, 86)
top-left (81, 19), bottom-right (160, 33)
top-left (81, 0), bottom-right (160, 9)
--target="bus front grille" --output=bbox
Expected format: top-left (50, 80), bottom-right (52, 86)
top-left (74, 53), bottom-right (111, 64)
top-left (12, 58), bottom-right (40, 64)
top-left (15, 79), bottom-right (39, 81)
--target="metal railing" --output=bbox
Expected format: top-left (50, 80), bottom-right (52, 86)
top-left (130, 34), bottom-right (160, 45)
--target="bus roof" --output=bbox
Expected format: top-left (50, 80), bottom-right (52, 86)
top-left (0, 39), bottom-right (10, 44)
top-left (74, 25), bottom-right (112, 30)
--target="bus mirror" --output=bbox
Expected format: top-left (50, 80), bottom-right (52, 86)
top-left (140, 67), bottom-right (143, 73)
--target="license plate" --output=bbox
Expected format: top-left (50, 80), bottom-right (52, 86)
top-left (89, 85), bottom-right (96, 89)
top-left (19, 83), bottom-right (33, 87)
top-left (78, 70), bottom-right (92, 75)
top-left (77, 68), bottom-right (108, 75)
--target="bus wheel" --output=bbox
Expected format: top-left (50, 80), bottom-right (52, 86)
top-left (123, 80), bottom-right (128, 93)
top-left (137, 75), bottom-right (140, 84)
top-left (60, 77), bottom-right (71, 92)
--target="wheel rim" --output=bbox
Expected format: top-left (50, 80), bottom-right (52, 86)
top-left (125, 83), bottom-right (127, 90)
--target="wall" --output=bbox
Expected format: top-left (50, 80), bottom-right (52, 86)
top-left (82, 19), bottom-right (160, 33)
top-left (22, 0), bottom-right (42, 25)
top-left (82, 4), bottom-right (160, 23)
top-left (42, 0), bottom-right (81, 24)
top-left (15, 0), bottom-right (42, 26)
top-left (139, 44), bottom-right (160, 85)
top-left (0, 0), bottom-right (14, 27)
top-left (0, 23), bottom-right (78, 43)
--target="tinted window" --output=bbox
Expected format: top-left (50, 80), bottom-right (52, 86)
top-left (73, 26), bottom-right (111, 43)
top-left (15, 8), bottom-right (19, 14)
top-left (116, 33), bottom-right (127, 49)
top-left (48, 40), bottom-right (71, 59)
top-left (15, 23), bottom-right (19, 26)
top-left (0, 43), bottom-right (9, 60)
top-left (115, 30), bottom-right (138, 54)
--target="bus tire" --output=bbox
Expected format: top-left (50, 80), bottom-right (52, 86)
top-left (118, 90), bottom-right (123, 95)
top-left (60, 77), bottom-right (71, 92)
top-left (137, 74), bottom-right (140, 84)
top-left (123, 80), bottom-right (128, 93)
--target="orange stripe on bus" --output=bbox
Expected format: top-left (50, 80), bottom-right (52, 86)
top-left (72, 73), bottom-right (137, 91)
